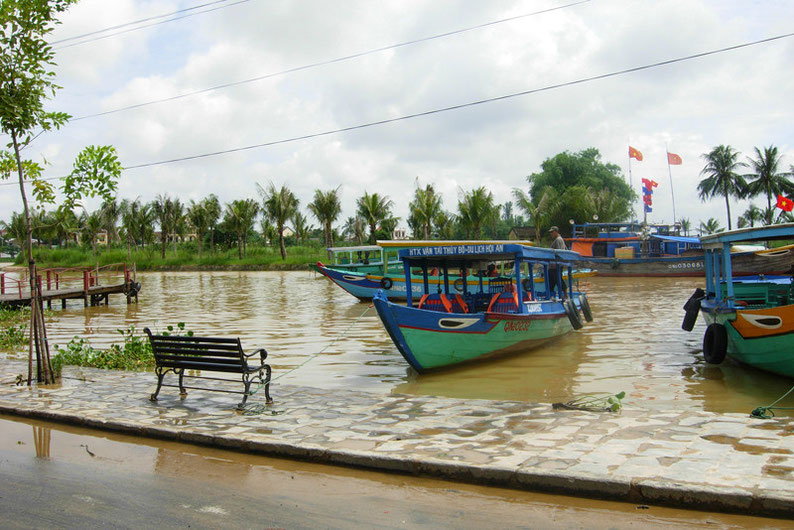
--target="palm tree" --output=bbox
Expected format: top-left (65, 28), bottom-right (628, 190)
top-left (502, 201), bottom-right (514, 224)
top-left (204, 194), bottom-right (221, 253)
top-left (151, 194), bottom-right (174, 259)
top-left (434, 211), bottom-right (455, 240)
top-left (135, 202), bottom-right (156, 248)
top-left (513, 186), bottom-right (557, 244)
top-left (342, 216), bottom-right (367, 244)
top-left (51, 206), bottom-right (78, 248)
top-left (356, 191), bottom-right (394, 243)
top-left (698, 145), bottom-right (747, 231)
top-left (80, 209), bottom-right (103, 259)
top-left (458, 187), bottom-right (496, 239)
top-left (292, 210), bottom-right (311, 246)
top-left (170, 198), bottom-right (185, 253)
top-left (187, 200), bottom-right (210, 259)
top-left (224, 200), bottom-right (259, 259)
top-left (699, 217), bottom-right (723, 235)
top-left (99, 199), bottom-right (120, 245)
top-left (307, 187), bottom-right (342, 248)
top-left (409, 182), bottom-right (442, 239)
top-left (739, 204), bottom-right (763, 228)
top-left (1, 212), bottom-right (28, 260)
top-left (259, 183), bottom-right (299, 260)
top-left (678, 218), bottom-right (691, 236)
top-left (744, 145), bottom-right (793, 212)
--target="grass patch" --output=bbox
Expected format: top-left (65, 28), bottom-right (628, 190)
top-left (0, 306), bottom-right (29, 351)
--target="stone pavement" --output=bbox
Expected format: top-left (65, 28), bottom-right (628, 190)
top-left (1, 360), bottom-right (793, 518)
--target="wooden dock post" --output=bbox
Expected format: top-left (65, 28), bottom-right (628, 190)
top-left (1, 273), bottom-right (4, 295)
top-left (83, 270), bottom-right (89, 307)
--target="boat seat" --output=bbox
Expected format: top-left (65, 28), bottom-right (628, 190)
top-left (488, 284), bottom-right (519, 313)
top-left (448, 293), bottom-right (469, 313)
top-left (417, 293), bottom-right (453, 313)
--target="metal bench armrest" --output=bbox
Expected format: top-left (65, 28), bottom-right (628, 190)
top-left (244, 348), bottom-right (268, 361)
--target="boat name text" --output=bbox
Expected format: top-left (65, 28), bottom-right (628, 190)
top-left (408, 244), bottom-right (505, 257)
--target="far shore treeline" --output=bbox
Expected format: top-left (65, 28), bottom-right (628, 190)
top-left (2, 145), bottom-right (793, 270)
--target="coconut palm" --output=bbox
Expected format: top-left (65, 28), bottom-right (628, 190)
top-left (187, 200), bottom-right (210, 259)
top-left (51, 206), bottom-right (78, 248)
top-left (151, 194), bottom-right (175, 258)
top-left (224, 199), bottom-right (259, 259)
top-left (744, 145), bottom-right (794, 212)
top-left (342, 216), bottom-right (367, 244)
top-left (513, 186), bottom-right (556, 244)
top-left (457, 187), bottom-right (495, 240)
top-left (204, 194), bottom-right (222, 253)
top-left (1, 212), bottom-right (28, 259)
top-left (99, 199), bottom-right (120, 245)
top-left (699, 217), bottom-right (723, 235)
top-left (409, 182), bottom-right (442, 240)
top-left (259, 183), bottom-right (299, 260)
top-left (678, 218), bottom-right (691, 236)
top-left (292, 210), bottom-right (311, 246)
top-left (356, 191), bottom-right (394, 243)
top-left (739, 204), bottom-right (763, 229)
top-left (79, 210), bottom-right (103, 258)
top-left (698, 145), bottom-right (747, 231)
top-left (434, 211), bottom-right (456, 240)
top-left (170, 198), bottom-right (185, 253)
top-left (307, 187), bottom-right (342, 248)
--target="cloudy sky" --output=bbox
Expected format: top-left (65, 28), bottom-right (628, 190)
top-left (2, 0), bottom-right (794, 233)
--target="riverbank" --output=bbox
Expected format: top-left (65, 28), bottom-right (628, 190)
top-left (1, 359), bottom-right (793, 518)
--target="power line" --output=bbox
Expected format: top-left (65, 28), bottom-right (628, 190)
top-left (3, 29), bottom-right (793, 187)
top-left (121, 31), bottom-right (794, 170)
top-left (54, 0), bottom-right (250, 50)
top-left (71, 0), bottom-right (591, 121)
top-left (51, 0), bottom-right (239, 45)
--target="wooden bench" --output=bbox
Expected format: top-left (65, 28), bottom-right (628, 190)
top-left (144, 328), bottom-right (272, 410)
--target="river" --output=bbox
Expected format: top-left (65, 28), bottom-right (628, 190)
top-left (5, 271), bottom-right (794, 416)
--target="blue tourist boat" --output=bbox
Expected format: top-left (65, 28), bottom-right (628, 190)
top-left (682, 224), bottom-right (794, 377)
top-left (372, 243), bottom-right (591, 372)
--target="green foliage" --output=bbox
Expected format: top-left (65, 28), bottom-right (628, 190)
top-left (526, 148), bottom-right (635, 235)
top-left (52, 323), bottom-right (192, 373)
top-left (0, 307), bottom-right (30, 350)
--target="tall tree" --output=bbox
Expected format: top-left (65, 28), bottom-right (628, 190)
top-left (151, 194), bottom-right (173, 259)
top-left (204, 194), bottom-right (221, 253)
top-left (343, 216), bottom-right (366, 244)
top-left (224, 200), bottom-right (258, 259)
top-left (292, 210), bottom-right (310, 246)
top-left (187, 200), bottom-right (210, 259)
top-left (259, 183), bottom-right (299, 260)
top-left (700, 218), bottom-right (723, 235)
top-left (513, 186), bottom-right (556, 244)
top-left (308, 187), bottom-right (341, 248)
top-left (739, 204), bottom-right (763, 229)
top-left (698, 145), bottom-right (747, 231)
top-left (170, 198), bottom-right (185, 253)
top-left (357, 191), bottom-right (394, 244)
top-left (409, 182), bottom-right (442, 240)
top-left (51, 205), bottom-right (77, 248)
top-left (457, 187), bottom-right (495, 239)
top-left (79, 209), bottom-right (103, 259)
top-left (1, 0), bottom-right (121, 385)
top-left (744, 145), bottom-right (793, 213)
top-left (679, 218), bottom-right (691, 236)
top-left (99, 199), bottom-right (120, 245)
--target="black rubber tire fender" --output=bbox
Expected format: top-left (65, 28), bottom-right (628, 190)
top-left (579, 292), bottom-right (593, 322)
top-left (453, 278), bottom-right (465, 293)
top-left (681, 288), bottom-right (705, 332)
top-left (564, 298), bottom-right (584, 330)
top-left (703, 323), bottom-right (728, 364)
top-left (380, 277), bottom-right (393, 290)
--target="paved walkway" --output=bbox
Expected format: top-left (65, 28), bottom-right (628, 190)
top-left (1, 360), bottom-right (793, 517)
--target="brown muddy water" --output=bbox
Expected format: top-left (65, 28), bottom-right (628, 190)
top-left (4, 271), bottom-right (794, 416)
top-left (1, 414), bottom-right (784, 529)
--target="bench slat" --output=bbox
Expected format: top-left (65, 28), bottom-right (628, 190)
top-left (151, 340), bottom-right (240, 351)
top-left (155, 354), bottom-right (246, 366)
top-left (152, 346), bottom-right (242, 358)
top-left (156, 360), bottom-right (259, 373)
top-left (148, 334), bottom-right (240, 345)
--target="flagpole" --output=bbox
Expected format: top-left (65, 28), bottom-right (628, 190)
top-left (666, 145), bottom-right (677, 227)
top-left (628, 142), bottom-right (635, 220)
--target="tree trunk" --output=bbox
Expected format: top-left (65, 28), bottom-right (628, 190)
top-left (237, 230), bottom-right (243, 259)
top-left (278, 223), bottom-right (287, 260)
top-left (11, 131), bottom-right (53, 384)
top-left (160, 234), bottom-right (166, 259)
top-left (198, 231), bottom-right (203, 259)
top-left (725, 194), bottom-right (732, 231)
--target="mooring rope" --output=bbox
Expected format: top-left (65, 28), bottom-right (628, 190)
top-left (750, 383), bottom-right (794, 419)
top-left (241, 304), bottom-right (372, 416)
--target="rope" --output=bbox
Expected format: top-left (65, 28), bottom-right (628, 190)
top-left (750, 383), bottom-right (794, 419)
top-left (241, 304), bottom-right (372, 415)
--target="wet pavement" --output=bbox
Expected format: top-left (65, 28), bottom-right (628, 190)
top-left (1, 360), bottom-right (794, 518)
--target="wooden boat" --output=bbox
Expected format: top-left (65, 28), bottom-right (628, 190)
top-left (373, 242), bottom-right (592, 372)
top-left (313, 244), bottom-right (402, 275)
top-left (570, 222), bottom-right (794, 277)
top-left (682, 224), bottom-right (794, 377)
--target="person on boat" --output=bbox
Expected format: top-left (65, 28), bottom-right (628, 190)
top-left (487, 263), bottom-right (499, 277)
top-left (548, 226), bottom-right (567, 295)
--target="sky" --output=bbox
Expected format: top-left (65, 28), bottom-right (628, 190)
top-left (2, 0), bottom-right (794, 234)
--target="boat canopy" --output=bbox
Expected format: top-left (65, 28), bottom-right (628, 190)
top-left (397, 242), bottom-right (580, 267)
top-left (700, 223), bottom-right (794, 248)
top-left (651, 234), bottom-right (700, 245)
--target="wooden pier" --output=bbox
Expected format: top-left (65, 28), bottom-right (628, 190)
top-left (0, 263), bottom-right (140, 309)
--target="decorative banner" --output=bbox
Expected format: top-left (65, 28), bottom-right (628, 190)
top-left (641, 178), bottom-right (659, 189)
top-left (644, 204), bottom-right (652, 213)
top-left (667, 152), bottom-right (683, 165)
top-left (777, 194), bottom-right (794, 212)
top-left (629, 146), bottom-right (643, 161)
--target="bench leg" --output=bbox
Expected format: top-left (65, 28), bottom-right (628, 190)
top-left (151, 367), bottom-right (166, 402)
top-left (262, 365), bottom-right (273, 404)
top-left (178, 369), bottom-right (187, 398)
top-left (237, 374), bottom-right (252, 411)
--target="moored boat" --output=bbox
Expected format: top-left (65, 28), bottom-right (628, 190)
top-left (373, 243), bottom-right (591, 372)
top-left (682, 224), bottom-right (794, 377)
top-left (571, 222), bottom-right (794, 277)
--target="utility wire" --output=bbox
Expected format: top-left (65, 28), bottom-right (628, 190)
top-left (71, 0), bottom-right (591, 121)
top-left (51, 0), bottom-right (239, 44)
top-left (122, 31), bottom-right (794, 170)
top-left (54, 0), bottom-right (250, 50)
top-left (3, 29), bottom-right (792, 187)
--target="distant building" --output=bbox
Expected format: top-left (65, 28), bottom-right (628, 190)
top-left (508, 226), bottom-right (536, 240)
top-left (392, 227), bottom-right (409, 240)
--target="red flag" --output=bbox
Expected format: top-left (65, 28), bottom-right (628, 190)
top-left (629, 146), bottom-right (643, 161)
top-left (641, 178), bottom-right (659, 189)
top-left (667, 152), bottom-right (683, 165)
top-left (777, 194), bottom-right (793, 212)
